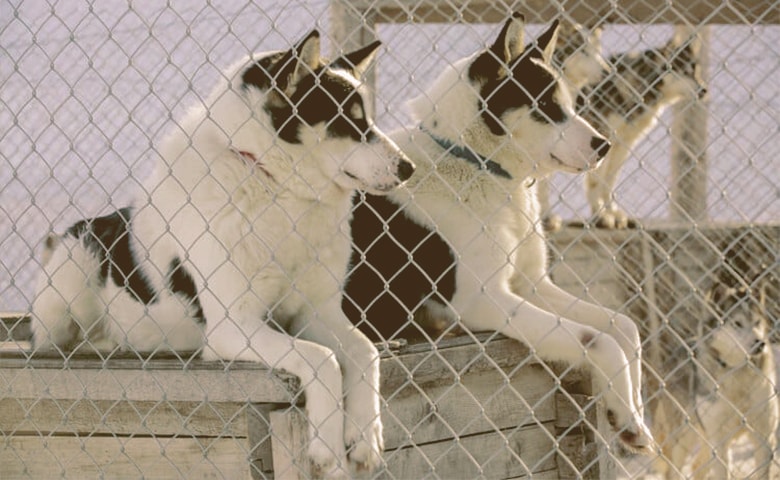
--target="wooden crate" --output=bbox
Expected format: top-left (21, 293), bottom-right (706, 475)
top-left (1, 317), bottom-right (604, 479)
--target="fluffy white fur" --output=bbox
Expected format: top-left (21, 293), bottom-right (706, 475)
top-left (653, 286), bottom-right (778, 479)
top-left (376, 15), bottom-right (653, 452)
top-left (32, 31), bottom-right (413, 477)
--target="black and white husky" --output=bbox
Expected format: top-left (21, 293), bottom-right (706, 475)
top-left (32, 30), bottom-right (414, 476)
top-left (541, 25), bottom-right (708, 229)
top-left (344, 14), bottom-right (653, 453)
top-left (579, 30), bottom-right (708, 228)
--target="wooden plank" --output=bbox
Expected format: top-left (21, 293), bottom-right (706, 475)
top-left (339, 0), bottom-right (780, 24)
top-left (0, 399), bottom-right (249, 437)
top-left (379, 335), bottom-right (540, 394)
top-left (555, 392), bottom-right (601, 479)
top-left (1, 365), bottom-right (297, 404)
top-left (0, 436), bottom-right (253, 480)
top-left (380, 421), bottom-right (558, 479)
top-left (269, 408), bottom-right (309, 480)
top-left (382, 364), bottom-right (556, 450)
top-left (270, 409), bottom-right (559, 479)
top-left (0, 312), bottom-right (29, 342)
top-left (670, 26), bottom-right (710, 223)
top-left (247, 404), bottom-right (277, 479)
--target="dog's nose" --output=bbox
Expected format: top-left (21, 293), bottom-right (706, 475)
top-left (752, 339), bottom-right (766, 354)
top-left (397, 157), bottom-right (415, 182)
top-left (698, 86), bottom-right (708, 99)
top-left (591, 137), bottom-right (610, 159)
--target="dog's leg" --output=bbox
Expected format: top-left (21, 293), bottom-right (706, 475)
top-left (694, 402), bottom-right (735, 480)
top-left (654, 395), bottom-right (702, 479)
top-left (198, 293), bottom-right (349, 477)
top-left (537, 178), bottom-right (562, 231)
top-left (516, 277), bottom-right (646, 419)
top-left (585, 141), bottom-right (632, 229)
top-left (748, 434), bottom-right (774, 480)
top-left (457, 280), bottom-right (653, 453)
top-left (31, 242), bottom-right (103, 350)
top-left (292, 299), bottom-right (383, 473)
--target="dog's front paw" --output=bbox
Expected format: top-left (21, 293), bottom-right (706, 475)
top-left (345, 418), bottom-right (384, 473)
top-left (593, 209), bottom-right (638, 230)
top-left (308, 438), bottom-right (349, 479)
top-left (606, 408), bottom-right (655, 455)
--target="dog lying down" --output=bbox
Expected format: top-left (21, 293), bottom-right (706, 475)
top-left (32, 30), bottom-right (414, 477)
top-left (344, 13), bottom-right (654, 454)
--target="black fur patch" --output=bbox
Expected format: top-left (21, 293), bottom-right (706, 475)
top-left (266, 68), bottom-right (372, 144)
top-left (66, 207), bottom-right (156, 304)
top-left (65, 208), bottom-right (205, 325)
top-left (241, 52), bottom-right (287, 92)
top-left (168, 258), bottom-right (205, 325)
top-left (577, 48), bottom-right (672, 133)
top-left (343, 194), bottom-right (456, 341)
top-left (469, 50), bottom-right (566, 135)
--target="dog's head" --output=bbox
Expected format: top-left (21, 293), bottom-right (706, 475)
top-left (553, 21), bottom-right (609, 93)
top-left (411, 13), bottom-right (609, 178)
top-left (705, 284), bottom-right (770, 368)
top-left (658, 33), bottom-right (708, 102)
top-left (215, 31), bottom-right (413, 195)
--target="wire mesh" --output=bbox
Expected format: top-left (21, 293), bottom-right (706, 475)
top-left (1, 1), bottom-right (779, 479)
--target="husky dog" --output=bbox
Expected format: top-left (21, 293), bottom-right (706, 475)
top-left (554, 21), bottom-right (609, 96)
top-left (344, 14), bottom-right (653, 453)
top-left (653, 284), bottom-right (778, 479)
top-left (539, 21), bottom-right (609, 230)
top-left (580, 30), bottom-right (708, 228)
top-left (31, 31), bottom-right (414, 476)
top-left (540, 26), bottom-right (707, 229)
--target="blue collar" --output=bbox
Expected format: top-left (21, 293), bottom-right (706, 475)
top-left (421, 127), bottom-right (513, 180)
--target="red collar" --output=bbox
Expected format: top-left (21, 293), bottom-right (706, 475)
top-left (232, 148), bottom-right (274, 181)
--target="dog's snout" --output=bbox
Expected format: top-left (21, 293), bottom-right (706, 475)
top-left (397, 157), bottom-right (415, 182)
top-left (591, 136), bottom-right (610, 159)
top-left (698, 86), bottom-right (708, 99)
top-left (753, 339), bottom-right (766, 354)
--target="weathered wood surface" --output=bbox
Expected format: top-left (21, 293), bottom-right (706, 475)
top-left (271, 410), bottom-right (561, 479)
top-left (3, 435), bottom-right (256, 480)
top-left (0, 327), bottom-right (598, 479)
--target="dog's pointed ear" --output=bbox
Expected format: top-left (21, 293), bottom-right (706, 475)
top-left (332, 40), bottom-right (382, 81)
top-left (527, 19), bottom-right (560, 64)
top-left (470, 12), bottom-right (524, 82)
top-left (489, 12), bottom-right (526, 64)
top-left (708, 283), bottom-right (737, 313)
top-left (272, 30), bottom-right (321, 93)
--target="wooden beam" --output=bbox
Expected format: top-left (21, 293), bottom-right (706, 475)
top-left (670, 25), bottom-right (711, 223)
top-left (341, 0), bottom-right (780, 25)
top-left (0, 359), bottom-right (298, 404)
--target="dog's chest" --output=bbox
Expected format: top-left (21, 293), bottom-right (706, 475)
top-left (259, 200), bottom-right (351, 276)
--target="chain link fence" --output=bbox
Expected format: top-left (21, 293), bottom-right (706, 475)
top-left (2, 0), bottom-right (779, 478)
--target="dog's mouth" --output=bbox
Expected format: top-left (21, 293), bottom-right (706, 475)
top-left (550, 154), bottom-right (583, 173)
top-left (343, 170), bottom-right (399, 194)
top-left (708, 342), bottom-right (765, 369)
top-left (708, 346), bottom-right (729, 368)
